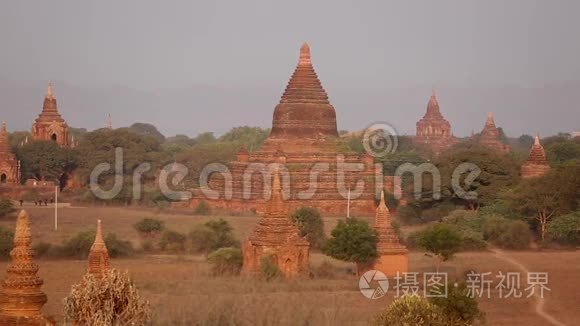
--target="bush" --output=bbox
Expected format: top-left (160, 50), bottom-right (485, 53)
top-left (189, 219), bottom-right (239, 254)
top-left (421, 202), bottom-right (458, 223)
top-left (324, 218), bottom-right (378, 265)
top-left (207, 247), bottom-right (243, 276)
top-left (133, 218), bottom-right (164, 236)
top-left (159, 230), bottom-right (187, 252)
top-left (0, 198), bottom-right (16, 217)
top-left (546, 211), bottom-right (580, 246)
top-left (309, 260), bottom-right (336, 279)
top-left (483, 215), bottom-right (531, 249)
top-left (260, 256), bottom-right (280, 281)
top-left (290, 207), bottom-right (326, 250)
top-left (396, 204), bottom-right (422, 225)
top-left (371, 295), bottom-right (448, 326)
top-left (429, 283), bottom-right (485, 324)
top-left (33, 242), bottom-right (53, 258)
top-left (478, 200), bottom-right (524, 220)
top-left (0, 227), bottom-right (14, 260)
top-left (193, 201), bottom-right (211, 215)
top-left (104, 233), bottom-right (135, 258)
top-left (442, 210), bottom-right (487, 250)
top-left (63, 269), bottom-right (151, 325)
top-left (417, 223), bottom-right (462, 269)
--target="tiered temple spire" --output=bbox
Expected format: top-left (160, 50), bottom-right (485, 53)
top-left (87, 219), bottom-right (111, 279)
top-left (0, 211), bottom-right (54, 325)
top-left (521, 135), bottom-right (550, 178)
top-left (0, 122), bottom-right (21, 184)
top-left (414, 89), bottom-right (456, 154)
top-left (477, 112), bottom-right (511, 153)
top-left (31, 82), bottom-right (70, 146)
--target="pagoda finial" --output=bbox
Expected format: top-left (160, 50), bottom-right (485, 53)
top-left (107, 114), bottom-right (113, 130)
top-left (379, 190), bottom-right (386, 207)
top-left (1, 121), bottom-right (6, 133)
top-left (534, 134), bottom-right (541, 146)
top-left (46, 82), bottom-right (54, 100)
top-left (431, 87), bottom-right (436, 98)
top-left (299, 42), bottom-right (311, 65)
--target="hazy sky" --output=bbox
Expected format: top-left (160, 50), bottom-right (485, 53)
top-left (1, 1), bottom-right (579, 136)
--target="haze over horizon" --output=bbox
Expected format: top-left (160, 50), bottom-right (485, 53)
top-left (1, 1), bottom-right (579, 138)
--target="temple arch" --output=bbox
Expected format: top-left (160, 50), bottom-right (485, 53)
top-left (0, 173), bottom-right (6, 183)
top-left (51, 133), bottom-right (57, 142)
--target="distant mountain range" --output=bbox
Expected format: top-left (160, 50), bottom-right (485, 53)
top-left (1, 77), bottom-right (578, 138)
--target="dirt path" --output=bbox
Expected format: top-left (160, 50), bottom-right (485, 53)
top-left (491, 249), bottom-right (566, 326)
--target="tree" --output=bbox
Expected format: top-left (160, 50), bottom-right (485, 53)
top-left (0, 199), bottom-right (16, 217)
top-left (290, 207), bottom-right (326, 250)
top-left (125, 122), bottom-right (166, 142)
top-left (546, 141), bottom-right (580, 165)
top-left (16, 141), bottom-right (77, 182)
top-left (189, 219), bottom-right (239, 254)
top-left (435, 148), bottom-right (520, 210)
top-left (417, 223), bottom-right (462, 271)
top-left (429, 282), bottom-right (485, 324)
top-left (207, 247), bottom-right (243, 275)
top-left (510, 164), bottom-right (578, 240)
top-left (546, 211), bottom-right (580, 246)
top-left (371, 295), bottom-right (448, 326)
top-left (324, 218), bottom-right (377, 274)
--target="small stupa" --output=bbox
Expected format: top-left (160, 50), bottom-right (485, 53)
top-left (87, 219), bottom-right (111, 279)
top-left (0, 210), bottom-right (54, 325)
top-left (521, 135), bottom-right (550, 178)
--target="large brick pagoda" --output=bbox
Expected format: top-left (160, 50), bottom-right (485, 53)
top-left (31, 83), bottom-right (70, 146)
top-left (478, 112), bottom-right (510, 153)
top-left (190, 43), bottom-right (388, 216)
top-left (0, 211), bottom-right (54, 325)
top-left (242, 168), bottom-right (310, 278)
top-left (414, 90), bottom-right (457, 154)
top-left (0, 122), bottom-right (20, 184)
top-left (521, 135), bottom-right (550, 179)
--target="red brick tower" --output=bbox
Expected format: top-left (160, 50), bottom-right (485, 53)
top-left (414, 90), bottom-right (457, 154)
top-left (521, 135), bottom-right (550, 178)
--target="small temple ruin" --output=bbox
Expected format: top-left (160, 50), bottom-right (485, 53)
top-left (477, 112), bottom-right (511, 153)
top-left (189, 43), bottom-right (394, 215)
top-left (521, 135), bottom-right (550, 179)
top-left (87, 219), bottom-right (111, 279)
top-left (414, 90), bottom-right (457, 154)
top-left (358, 191), bottom-right (408, 276)
top-left (0, 211), bottom-right (54, 325)
top-left (31, 83), bottom-right (70, 147)
top-left (242, 168), bottom-right (310, 278)
top-left (0, 122), bottom-right (21, 185)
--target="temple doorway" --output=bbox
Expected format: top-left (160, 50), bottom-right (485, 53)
top-left (0, 174), bottom-right (6, 183)
top-left (51, 133), bottom-right (57, 141)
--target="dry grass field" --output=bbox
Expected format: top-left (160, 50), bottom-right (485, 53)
top-left (0, 206), bottom-right (578, 325)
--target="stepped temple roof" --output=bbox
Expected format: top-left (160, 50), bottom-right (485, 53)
top-left (374, 191), bottom-right (407, 255)
top-left (521, 135), bottom-right (550, 178)
top-left (478, 112), bottom-right (510, 153)
top-left (87, 219), bottom-right (111, 279)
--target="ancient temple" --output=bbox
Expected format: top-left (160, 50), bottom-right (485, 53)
top-left (478, 112), bottom-right (511, 153)
top-left (359, 191), bottom-right (408, 276)
top-left (242, 169), bottom-right (310, 278)
top-left (414, 90), bottom-right (457, 154)
top-left (0, 210), bottom-right (54, 325)
top-left (31, 83), bottom-right (70, 146)
top-left (87, 219), bottom-right (111, 279)
top-left (0, 122), bottom-right (21, 184)
top-left (521, 135), bottom-right (550, 179)
top-left (189, 43), bottom-right (391, 215)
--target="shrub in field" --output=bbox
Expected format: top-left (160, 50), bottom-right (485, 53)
top-left (33, 242), bottom-right (52, 258)
top-left (324, 218), bottom-right (378, 270)
top-left (290, 207), bottom-right (326, 250)
top-left (429, 283), bottom-right (485, 324)
top-left (260, 255), bottom-right (280, 281)
top-left (396, 204), bottom-right (422, 225)
top-left (0, 227), bottom-right (14, 260)
top-left (0, 198), bottom-right (16, 217)
top-left (63, 269), bottom-right (150, 325)
top-left (104, 233), bottom-right (135, 257)
top-left (207, 247), bottom-right (243, 276)
top-left (417, 223), bottom-right (462, 270)
top-left (189, 219), bottom-right (239, 254)
top-left (193, 200), bottom-right (211, 215)
top-left (371, 295), bottom-right (447, 326)
top-left (133, 218), bottom-right (164, 237)
top-left (159, 230), bottom-right (187, 252)
top-left (483, 215), bottom-right (531, 249)
top-left (50, 231), bottom-right (135, 259)
top-left (546, 211), bottom-right (580, 246)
